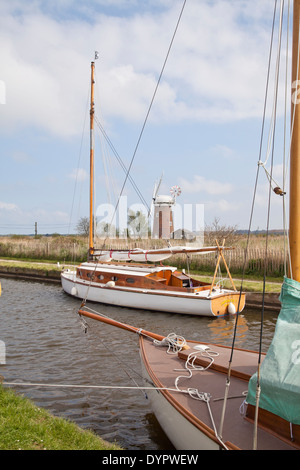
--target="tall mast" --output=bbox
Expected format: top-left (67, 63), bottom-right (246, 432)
top-left (290, 0), bottom-right (300, 282)
top-left (89, 61), bottom-right (95, 257)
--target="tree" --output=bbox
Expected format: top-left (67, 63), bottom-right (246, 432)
top-left (205, 217), bottom-right (238, 246)
top-left (127, 209), bottom-right (149, 239)
top-left (76, 217), bottom-right (90, 236)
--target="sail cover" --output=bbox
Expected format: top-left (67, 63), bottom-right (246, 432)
top-left (247, 276), bottom-right (300, 424)
top-left (93, 246), bottom-right (230, 263)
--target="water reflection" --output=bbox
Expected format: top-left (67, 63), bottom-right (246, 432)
top-left (207, 315), bottom-right (248, 346)
top-left (0, 277), bottom-right (278, 450)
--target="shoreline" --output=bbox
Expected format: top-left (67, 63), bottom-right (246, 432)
top-left (0, 261), bottom-right (281, 311)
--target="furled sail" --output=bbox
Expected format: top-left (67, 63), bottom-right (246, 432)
top-left (247, 276), bottom-right (300, 424)
top-left (93, 245), bottom-right (231, 263)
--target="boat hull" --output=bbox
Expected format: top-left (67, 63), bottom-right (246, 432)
top-left (140, 359), bottom-right (219, 450)
top-left (61, 270), bottom-right (244, 317)
top-left (139, 336), bottom-right (298, 450)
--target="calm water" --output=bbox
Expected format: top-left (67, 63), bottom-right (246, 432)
top-left (0, 277), bottom-right (279, 450)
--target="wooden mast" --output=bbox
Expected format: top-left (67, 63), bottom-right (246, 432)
top-left (290, 0), bottom-right (300, 281)
top-left (89, 61), bottom-right (95, 257)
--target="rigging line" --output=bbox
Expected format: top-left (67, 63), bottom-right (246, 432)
top-left (94, 116), bottom-right (150, 211)
top-left (230, 0), bottom-right (278, 362)
top-left (1, 381), bottom-right (191, 393)
top-left (218, 0), bottom-right (279, 442)
top-left (98, 0), bottom-right (187, 250)
top-left (81, 317), bottom-right (148, 398)
top-left (262, 1), bottom-right (288, 170)
top-left (254, 0), bottom-right (285, 452)
top-left (260, 0), bottom-right (284, 362)
top-left (282, 0), bottom-right (290, 286)
top-left (68, 87), bottom-right (90, 235)
top-left (79, 305), bottom-right (156, 342)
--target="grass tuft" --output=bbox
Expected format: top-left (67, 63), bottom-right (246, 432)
top-left (0, 386), bottom-right (122, 450)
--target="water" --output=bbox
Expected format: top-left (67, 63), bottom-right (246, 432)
top-left (0, 277), bottom-right (279, 450)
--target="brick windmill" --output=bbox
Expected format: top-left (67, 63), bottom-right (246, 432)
top-left (151, 176), bottom-right (181, 239)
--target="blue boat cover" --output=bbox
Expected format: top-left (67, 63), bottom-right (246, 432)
top-left (247, 276), bottom-right (300, 424)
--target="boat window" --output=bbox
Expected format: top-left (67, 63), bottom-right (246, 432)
top-left (126, 278), bottom-right (135, 284)
top-left (98, 274), bottom-right (104, 280)
top-left (111, 276), bottom-right (118, 281)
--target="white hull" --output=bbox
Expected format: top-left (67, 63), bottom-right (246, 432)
top-left (61, 270), bottom-right (215, 316)
top-left (140, 359), bottom-right (219, 450)
top-left (61, 269), bottom-right (241, 317)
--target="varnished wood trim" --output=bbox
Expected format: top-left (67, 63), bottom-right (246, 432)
top-left (139, 336), bottom-right (237, 450)
top-left (246, 404), bottom-right (300, 449)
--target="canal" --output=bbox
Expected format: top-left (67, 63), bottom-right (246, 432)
top-left (0, 277), bottom-right (279, 450)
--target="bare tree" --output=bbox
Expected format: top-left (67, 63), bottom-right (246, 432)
top-left (205, 217), bottom-right (239, 246)
top-left (76, 217), bottom-right (90, 236)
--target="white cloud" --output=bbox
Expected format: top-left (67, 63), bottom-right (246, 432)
top-left (205, 199), bottom-right (242, 213)
top-left (68, 168), bottom-right (88, 182)
top-left (0, 0), bottom-right (275, 138)
top-left (209, 145), bottom-right (236, 160)
top-left (0, 202), bottom-right (18, 211)
top-left (179, 175), bottom-right (233, 196)
top-left (11, 151), bottom-right (33, 163)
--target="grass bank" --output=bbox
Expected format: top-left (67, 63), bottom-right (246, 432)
top-left (0, 386), bottom-right (121, 450)
top-left (0, 258), bottom-right (282, 293)
top-left (192, 271), bottom-right (282, 293)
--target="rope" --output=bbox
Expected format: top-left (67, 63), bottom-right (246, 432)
top-left (1, 381), bottom-right (191, 394)
top-left (218, 0), bottom-right (281, 445)
top-left (153, 333), bottom-right (187, 353)
top-left (154, 337), bottom-right (228, 449)
top-left (80, 309), bottom-right (229, 449)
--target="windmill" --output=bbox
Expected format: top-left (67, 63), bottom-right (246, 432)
top-left (151, 176), bottom-right (181, 239)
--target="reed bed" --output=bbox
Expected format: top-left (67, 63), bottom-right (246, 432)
top-left (0, 234), bottom-right (287, 277)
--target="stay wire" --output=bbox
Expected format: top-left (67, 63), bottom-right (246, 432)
top-left (253, 2), bottom-right (285, 451)
top-left (80, 315), bottom-right (148, 398)
top-left (97, 0), bottom-right (187, 249)
top-left (218, 0), bottom-right (279, 441)
top-left (259, 0), bottom-right (284, 363)
top-left (230, 0), bottom-right (279, 364)
top-left (94, 115), bottom-right (150, 212)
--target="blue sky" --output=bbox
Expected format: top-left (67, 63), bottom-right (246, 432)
top-left (0, 0), bottom-right (291, 236)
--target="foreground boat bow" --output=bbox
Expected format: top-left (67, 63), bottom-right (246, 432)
top-left (78, 304), bottom-right (300, 450)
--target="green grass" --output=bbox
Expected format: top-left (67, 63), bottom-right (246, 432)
top-left (191, 270), bottom-right (282, 293)
top-left (0, 386), bottom-right (122, 450)
top-left (0, 259), bottom-right (62, 271)
top-left (193, 275), bottom-right (281, 293)
top-left (0, 258), bottom-right (282, 293)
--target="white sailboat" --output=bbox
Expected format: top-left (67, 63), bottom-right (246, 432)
top-left (61, 58), bottom-right (245, 317)
top-left (77, 0), bottom-right (300, 450)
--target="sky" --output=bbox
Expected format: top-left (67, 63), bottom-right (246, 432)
top-left (0, 0), bottom-right (293, 237)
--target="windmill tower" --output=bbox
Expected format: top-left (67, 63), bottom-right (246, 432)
top-left (151, 176), bottom-right (181, 239)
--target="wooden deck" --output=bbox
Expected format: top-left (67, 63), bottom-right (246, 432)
top-left (140, 337), bottom-right (298, 450)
